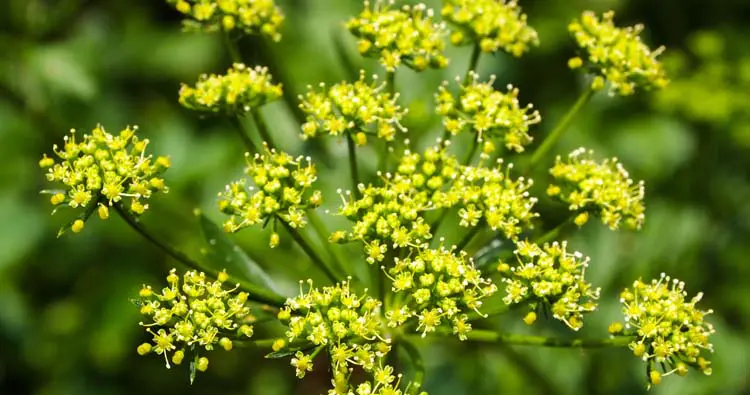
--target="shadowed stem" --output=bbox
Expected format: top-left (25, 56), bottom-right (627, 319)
top-left (455, 225), bottom-right (481, 251)
top-left (221, 28), bottom-right (242, 64)
top-left (114, 204), bottom-right (286, 306)
top-left (399, 339), bottom-right (425, 390)
top-left (346, 131), bottom-right (361, 199)
top-left (252, 110), bottom-right (277, 151)
top-left (307, 210), bottom-right (347, 275)
top-left (279, 218), bottom-right (341, 283)
top-left (426, 329), bottom-right (635, 348)
top-left (386, 70), bottom-right (396, 95)
top-left (464, 43), bottom-right (481, 83)
top-left (534, 216), bottom-right (576, 245)
top-left (527, 86), bottom-right (595, 172)
top-left (228, 116), bottom-right (257, 154)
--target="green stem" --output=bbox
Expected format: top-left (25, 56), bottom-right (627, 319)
top-left (460, 330), bottom-right (635, 348)
top-left (307, 210), bottom-right (347, 275)
top-left (252, 110), bottom-right (277, 151)
top-left (386, 70), bottom-right (396, 96)
top-left (464, 43), bottom-right (481, 83)
top-left (468, 302), bottom-right (510, 322)
top-left (534, 216), bottom-right (575, 245)
top-left (455, 225), bottom-right (481, 252)
top-left (399, 340), bottom-right (425, 392)
top-left (279, 218), bottom-right (340, 283)
top-left (228, 116), bottom-right (257, 154)
top-left (528, 87), bottom-right (595, 172)
top-left (221, 28), bottom-right (243, 64)
top-left (463, 135), bottom-right (480, 166)
top-left (346, 131), bottom-right (361, 199)
top-left (114, 204), bottom-right (286, 306)
top-left (429, 208), bottom-right (451, 240)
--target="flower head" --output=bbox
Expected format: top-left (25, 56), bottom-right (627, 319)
top-left (441, 0), bottom-right (538, 56)
top-left (615, 273), bottom-right (715, 387)
top-left (218, 146), bottom-right (321, 246)
top-left (167, 0), bottom-right (284, 41)
top-left (179, 63), bottom-right (282, 115)
top-left (299, 71), bottom-right (407, 143)
top-left (137, 269), bottom-right (254, 378)
top-left (568, 10), bottom-right (668, 96)
top-left (499, 240), bottom-right (600, 331)
top-left (347, 1), bottom-right (448, 71)
top-left (435, 72), bottom-right (541, 152)
top-left (548, 148), bottom-right (645, 230)
top-left (40, 125), bottom-right (170, 233)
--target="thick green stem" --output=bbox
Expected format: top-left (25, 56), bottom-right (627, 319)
top-left (346, 131), bottom-right (361, 199)
top-left (386, 70), bottom-right (396, 96)
top-left (252, 110), bottom-right (277, 151)
top-left (114, 204), bottom-right (286, 306)
top-left (463, 135), bottom-right (480, 166)
top-left (307, 210), bottom-right (347, 275)
top-left (455, 225), bottom-right (481, 252)
top-left (460, 330), bottom-right (635, 348)
top-left (528, 87), bottom-right (595, 172)
top-left (464, 43), bottom-right (481, 83)
top-left (279, 218), bottom-right (340, 283)
top-left (228, 116), bottom-right (257, 154)
top-left (221, 28), bottom-right (243, 64)
top-left (399, 339), bottom-right (425, 391)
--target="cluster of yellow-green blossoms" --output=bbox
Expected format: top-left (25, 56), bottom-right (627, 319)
top-left (453, 158), bottom-right (538, 240)
top-left (435, 72), bottom-right (541, 152)
top-left (179, 63), bottom-right (283, 115)
top-left (299, 71), bottom-right (407, 144)
top-left (441, 0), bottom-right (539, 56)
top-left (384, 247), bottom-right (497, 340)
top-left (39, 125), bottom-right (170, 234)
top-left (498, 241), bottom-right (600, 331)
top-left (167, 0), bottom-right (284, 41)
top-left (218, 146), bottom-right (322, 247)
top-left (610, 273), bottom-right (715, 387)
top-left (548, 148), bottom-right (645, 231)
top-left (568, 10), bottom-right (668, 96)
top-left (334, 146), bottom-right (462, 254)
top-left (346, 1), bottom-right (448, 71)
top-left (328, 373), bottom-right (424, 395)
top-left (136, 269), bottom-right (254, 379)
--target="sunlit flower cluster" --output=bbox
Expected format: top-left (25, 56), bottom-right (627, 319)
top-left (136, 269), bottom-right (254, 379)
top-left (167, 0), bottom-right (284, 41)
top-left (568, 10), bottom-right (668, 96)
top-left (612, 273), bottom-right (715, 387)
top-left (441, 0), bottom-right (539, 56)
top-left (299, 71), bottom-right (407, 144)
top-left (548, 148), bottom-right (645, 231)
top-left (218, 146), bottom-right (322, 247)
top-left (335, 146), bottom-right (462, 254)
top-left (179, 63), bottom-right (282, 115)
top-left (384, 247), bottom-right (497, 340)
top-left (435, 72), bottom-right (541, 152)
top-left (39, 125), bottom-right (170, 234)
top-left (453, 159), bottom-right (538, 240)
top-left (498, 240), bottom-right (600, 331)
top-left (346, 0), bottom-right (448, 71)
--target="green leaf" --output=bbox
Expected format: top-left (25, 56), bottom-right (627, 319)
top-left (199, 214), bottom-right (279, 293)
top-left (264, 343), bottom-right (315, 359)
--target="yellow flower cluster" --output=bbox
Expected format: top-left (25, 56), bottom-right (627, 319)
top-left (441, 0), bottom-right (539, 56)
top-left (168, 0), bottom-right (284, 41)
top-left (613, 273), bottom-right (715, 387)
top-left (179, 63), bottom-right (282, 115)
top-left (336, 146), bottom-right (462, 255)
top-left (548, 148), bottom-right (645, 231)
top-left (136, 269), bottom-right (254, 378)
top-left (435, 72), bottom-right (541, 152)
top-left (568, 10), bottom-right (668, 96)
top-left (277, 281), bottom-right (421, 394)
top-left (384, 247), bottom-right (497, 340)
top-left (346, 1), bottom-right (448, 71)
top-left (39, 125), bottom-right (170, 234)
top-left (218, 146), bottom-right (322, 247)
top-left (498, 241), bottom-right (600, 331)
top-left (299, 71), bottom-right (407, 144)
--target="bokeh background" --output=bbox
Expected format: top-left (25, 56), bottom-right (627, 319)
top-left (1, 0), bottom-right (748, 394)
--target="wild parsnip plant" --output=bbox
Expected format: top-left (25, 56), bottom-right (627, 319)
top-left (40, 0), bottom-right (715, 392)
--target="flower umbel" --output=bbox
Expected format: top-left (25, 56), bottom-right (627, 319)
top-left (137, 269), bottom-right (254, 378)
top-left (218, 145), bottom-right (322, 246)
top-left (347, 1), bottom-right (448, 72)
top-left (615, 273), bottom-right (715, 388)
top-left (167, 0), bottom-right (284, 41)
top-left (435, 72), bottom-right (541, 152)
top-left (40, 125), bottom-right (170, 234)
top-left (548, 148), bottom-right (645, 230)
top-left (179, 63), bottom-right (282, 115)
top-left (441, 0), bottom-right (539, 56)
top-left (498, 240), bottom-right (600, 331)
top-left (568, 10), bottom-right (668, 96)
top-left (299, 71), bottom-right (407, 143)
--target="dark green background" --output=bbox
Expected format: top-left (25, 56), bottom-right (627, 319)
top-left (0, 0), bottom-right (748, 394)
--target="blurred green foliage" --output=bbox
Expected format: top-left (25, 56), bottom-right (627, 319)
top-left (0, 0), bottom-right (748, 394)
